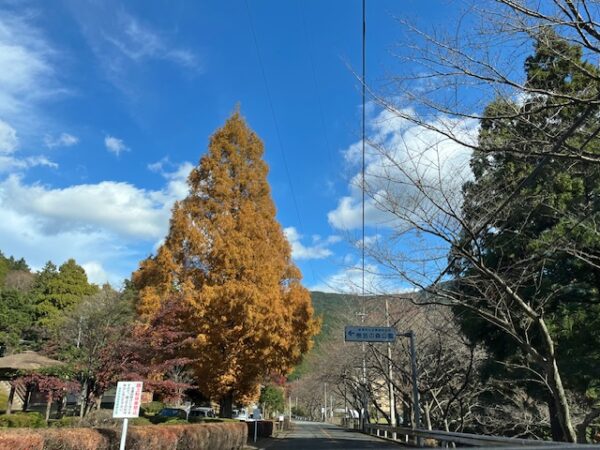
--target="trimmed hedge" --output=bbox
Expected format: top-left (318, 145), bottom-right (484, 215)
top-left (0, 421), bottom-right (248, 449)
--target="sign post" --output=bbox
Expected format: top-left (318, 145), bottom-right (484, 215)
top-left (344, 326), bottom-right (397, 431)
top-left (113, 381), bottom-right (143, 450)
top-left (252, 408), bottom-right (262, 443)
top-left (344, 326), bottom-right (397, 343)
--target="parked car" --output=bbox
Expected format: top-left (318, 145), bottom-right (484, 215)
top-left (151, 407), bottom-right (189, 423)
top-left (232, 408), bottom-right (249, 421)
top-left (189, 407), bottom-right (215, 419)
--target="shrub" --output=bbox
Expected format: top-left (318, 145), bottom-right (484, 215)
top-left (130, 417), bottom-right (152, 426)
top-left (50, 415), bottom-right (150, 428)
top-left (41, 428), bottom-right (115, 450)
top-left (49, 416), bottom-right (81, 428)
top-left (0, 422), bottom-right (247, 449)
top-left (149, 415), bottom-right (189, 425)
top-left (79, 409), bottom-right (116, 428)
top-left (163, 418), bottom-right (189, 425)
top-left (188, 417), bottom-right (239, 424)
top-left (0, 412), bottom-right (46, 428)
top-left (0, 430), bottom-right (45, 449)
top-left (140, 401), bottom-right (165, 416)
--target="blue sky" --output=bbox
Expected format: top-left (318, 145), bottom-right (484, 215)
top-left (0, 0), bottom-right (475, 291)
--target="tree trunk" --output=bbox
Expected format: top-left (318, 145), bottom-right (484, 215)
top-left (423, 402), bottom-right (432, 431)
top-left (56, 396), bottom-right (66, 419)
top-left (536, 316), bottom-right (576, 443)
top-left (79, 379), bottom-right (88, 418)
top-left (548, 396), bottom-right (563, 441)
top-left (6, 384), bottom-right (15, 415)
top-left (220, 391), bottom-right (234, 418)
top-left (45, 394), bottom-right (52, 422)
top-left (576, 408), bottom-right (600, 443)
top-left (95, 394), bottom-right (103, 410)
top-left (546, 357), bottom-right (577, 442)
top-left (22, 387), bottom-right (31, 412)
top-left (402, 393), bottom-right (411, 427)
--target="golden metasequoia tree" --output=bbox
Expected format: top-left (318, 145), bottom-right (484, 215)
top-left (133, 111), bottom-right (319, 414)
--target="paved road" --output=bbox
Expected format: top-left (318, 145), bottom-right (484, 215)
top-left (260, 420), bottom-right (410, 449)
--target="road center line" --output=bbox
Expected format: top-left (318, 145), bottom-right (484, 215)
top-left (320, 426), bottom-right (333, 439)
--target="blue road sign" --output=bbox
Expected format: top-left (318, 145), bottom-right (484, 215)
top-left (344, 326), bottom-right (397, 343)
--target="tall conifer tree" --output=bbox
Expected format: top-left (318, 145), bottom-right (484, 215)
top-left (133, 111), bottom-right (318, 414)
top-left (454, 29), bottom-right (600, 441)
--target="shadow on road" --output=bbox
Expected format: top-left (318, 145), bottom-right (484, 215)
top-left (264, 425), bottom-right (403, 449)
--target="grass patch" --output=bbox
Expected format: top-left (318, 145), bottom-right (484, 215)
top-left (0, 389), bottom-right (8, 413)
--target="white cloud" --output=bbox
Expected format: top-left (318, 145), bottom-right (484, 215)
top-left (0, 119), bottom-right (58, 172)
top-left (105, 14), bottom-right (200, 69)
top-left (0, 120), bottom-right (18, 154)
top-left (328, 107), bottom-right (477, 230)
top-left (0, 9), bottom-right (71, 171)
top-left (104, 135), bottom-right (129, 156)
top-left (284, 227), bottom-right (339, 260)
top-left (0, 162), bottom-right (193, 285)
top-left (146, 158), bottom-right (193, 200)
top-left (44, 132), bottom-right (79, 148)
top-left (310, 263), bottom-right (410, 294)
top-left (328, 196), bottom-right (393, 230)
top-left (81, 261), bottom-right (111, 285)
top-left (0, 9), bottom-right (68, 137)
top-left (0, 174), bottom-right (178, 240)
top-left (0, 155), bottom-right (57, 173)
top-left (66, 5), bottom-right (201, 97)
top-left (23, 156), bottom-right (58, 169)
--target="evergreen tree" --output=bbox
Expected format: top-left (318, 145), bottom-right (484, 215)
top-left (133, 111), bottom-right (319, 415)
top-left (259, 384), bottom-right (285, 418)
top-left (455, 29), bottom-right (600, 441)
top-left (33, 259), bottom-right (98, 328)
top-left (0, 251), bottom-right (29, 288)
top-left (0, 288), bottom-right (35, 353)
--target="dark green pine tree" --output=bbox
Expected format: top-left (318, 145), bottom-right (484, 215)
top-left (0, 251), bottom-right (28, 288)
top-left (454, 28), bottom-right (600, 442)
top-left (33, 259), bottom-right (98, 329)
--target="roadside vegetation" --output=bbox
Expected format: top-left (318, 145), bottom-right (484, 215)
top-left (0, 112), bottom-right (318, 430)
top-left (290, 0), bottom-right (600, 444)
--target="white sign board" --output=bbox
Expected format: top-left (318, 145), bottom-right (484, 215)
top-left (113, 381), bottom-right (143, 418)
top-left (344, 326), bottom-right (397, 343)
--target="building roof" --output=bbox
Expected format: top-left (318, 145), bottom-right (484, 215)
top-left (0, 351), bottom-right (64, 370)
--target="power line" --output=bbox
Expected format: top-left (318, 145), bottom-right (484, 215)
top-left (243, 0), bottom-right (318, 283)
top-left (361, 0), bottom-right (367, 299)
top-left (299, 3), bottom-right (337, 172)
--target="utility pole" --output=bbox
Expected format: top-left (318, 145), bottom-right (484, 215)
top-left (343, 370), bottom-right (348, 428)
top-left (323, 382), bottom-right (327, 423)
top-left (402, 330), bottom-right (421, 446)
top-left (385, 299), bottom-right (397, 439)
top-left (357, 311), bottom-right (368, 430)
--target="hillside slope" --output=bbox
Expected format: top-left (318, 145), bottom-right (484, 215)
top-left (290, 291), bottom-right (363, 379)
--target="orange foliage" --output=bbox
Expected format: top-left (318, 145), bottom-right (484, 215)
top-left (133, 111), bottom-right (319, 404)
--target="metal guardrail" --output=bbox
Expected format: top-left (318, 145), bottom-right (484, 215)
top-left (363, 424), bottom-right (599, 448)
